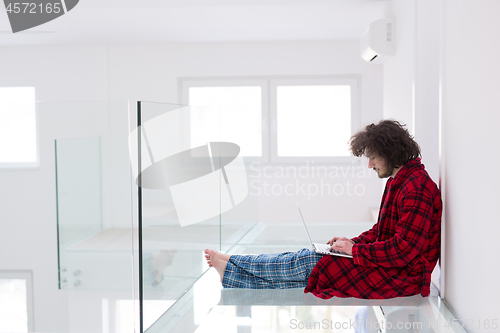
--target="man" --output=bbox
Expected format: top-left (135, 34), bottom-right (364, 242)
top-left (205, 120), bottom-right (442, 299)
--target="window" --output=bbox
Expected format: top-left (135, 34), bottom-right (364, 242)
top-left (271, 78), bottom-right (357, 163)
top-left (181, 77), bottom-right (358, 163)
top-left (188, 83), bottom-right (264, 157)
top-left (0, 86), bottom-right (38, 168)
top-left (182, 79), bottom-right (268, 158)
top-left (0, 271), bottom-right (34, 332)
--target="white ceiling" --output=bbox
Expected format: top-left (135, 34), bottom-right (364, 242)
top-left (0, 0), bottom-right (391, 46)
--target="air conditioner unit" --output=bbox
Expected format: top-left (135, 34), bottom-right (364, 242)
top-left (360, 17), bottom-right (395, 63)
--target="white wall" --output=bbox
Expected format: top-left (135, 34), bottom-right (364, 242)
top-left (383, 0), bottom-right (440, 184)
top-left (414, 0), bottom-right (441, 183)
top-left (442, 1), bottom-right (500, 330)
top-left (383, 0), bottom-right (415, 131)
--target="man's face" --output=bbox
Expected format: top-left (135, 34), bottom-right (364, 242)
top-left (366, 152), bottom-right (393, 178)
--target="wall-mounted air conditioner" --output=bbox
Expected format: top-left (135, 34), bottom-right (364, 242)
top-left (360, 17), bottom-right (395, 63)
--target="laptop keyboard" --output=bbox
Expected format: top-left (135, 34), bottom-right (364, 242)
top-left (316, 243), bottom-right (330, 251)
top-left (315, 243), bottom-right (343, 254)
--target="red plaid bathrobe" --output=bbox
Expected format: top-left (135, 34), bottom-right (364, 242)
top-left (305, 158), bottom-right (442, 299)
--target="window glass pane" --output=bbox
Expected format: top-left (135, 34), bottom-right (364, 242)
top-left (0, 87), bottom-right (37, 164)
top-left (277, 85), bottom-right (351, 157)
top-left (189, 86), bottom-right (262, 156)
top-left (0, 279), bottom-right (28, 332)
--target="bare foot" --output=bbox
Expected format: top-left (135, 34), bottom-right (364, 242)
top-left (204, 249), bottom-right (230, 267)
top-left (204, 249), bottom-right (228, 282)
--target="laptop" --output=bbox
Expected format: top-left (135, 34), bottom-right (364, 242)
top-left (296, 203), bottom-right (353, 259)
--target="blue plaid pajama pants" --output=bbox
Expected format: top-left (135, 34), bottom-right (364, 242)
top-left (221, 248), bottom-right (324, 289)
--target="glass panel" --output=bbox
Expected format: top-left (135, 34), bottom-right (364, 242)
top-left (43, 100), bottom-right (138, 332)
top-left (136, 102), bottom-right (257, 332)
top-left (56, 137), bottom-right (102, 289)
top-left (196, 303), bottom-right (468, 333)
top-left (188, 86), bottom-right (262, 156)
top-left (277, 85), bottom-right (351, 157)
top-left (54, 101), bottom-right (134, 292)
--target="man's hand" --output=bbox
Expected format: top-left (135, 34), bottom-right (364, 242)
top-left (327, 237), bottom-right (354, 246)
top-left (327, 237), bottom-right (354, 255)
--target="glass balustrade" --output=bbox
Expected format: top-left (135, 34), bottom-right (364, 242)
top-left (135, 101), bottom-right (257, 331)
top-left (51, 100), bottom-right (139, 332)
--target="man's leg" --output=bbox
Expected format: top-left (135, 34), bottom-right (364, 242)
top-left (212, 248), bottom-right (323, 289)
top-left (222, 260), bottom-right (311, 289)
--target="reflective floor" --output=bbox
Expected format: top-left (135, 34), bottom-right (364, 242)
top-left (145, 223), bottom-right (466, 333)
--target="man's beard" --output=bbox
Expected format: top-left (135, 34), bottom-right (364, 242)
top-left (375, 165), bottom-right (394, 178)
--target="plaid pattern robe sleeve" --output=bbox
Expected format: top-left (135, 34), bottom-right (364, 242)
top-left (351, 224), bottom-right (378, 244)
top-left (305, 158), bottom-right (442, 299)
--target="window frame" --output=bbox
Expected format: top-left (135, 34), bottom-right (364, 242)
top-left (179, 76), bottom-right (360, 164)
top-left (0, 83), bottom-right (39, 170)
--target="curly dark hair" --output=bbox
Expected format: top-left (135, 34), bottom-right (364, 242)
top-left (349, 120), bottom-right (421, 168)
